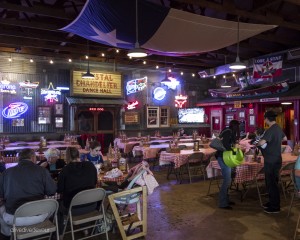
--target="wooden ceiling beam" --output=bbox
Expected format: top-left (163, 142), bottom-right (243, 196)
top-left (0, 2), bottom-right (73, 20)
top-left (176, 0), bottom-right (300, 31)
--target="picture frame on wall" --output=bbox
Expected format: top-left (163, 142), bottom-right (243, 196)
top-left (55, 117), bottom-right (63, 128)
top-left (55, 104), bottom-right (63, 115)
top-left (239, 111), bottom-right (245, 119)
top-left (225, 114), bottom-right (234, 125)
top-left (37, 106), bottom-right (51, 124)
top-left (249, 115), bottom-right (256, 126)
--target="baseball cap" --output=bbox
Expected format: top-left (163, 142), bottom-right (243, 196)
top-left (264, 110), bottom-right (277, 118)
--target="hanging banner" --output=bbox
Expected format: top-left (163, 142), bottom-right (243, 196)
top-left (253, 54), bottom-right (283, 79)
top-left (72, 71), bottom-right (123, 98)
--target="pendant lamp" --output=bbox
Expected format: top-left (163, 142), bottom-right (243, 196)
top-left (82, 40), bottom-right (95, 79)
top-left (161, 57), bottom-right (171, 83)
top-left (127, 0), bottom-right (147, 58)
top-left (229, 16), bottom-right (246, 70)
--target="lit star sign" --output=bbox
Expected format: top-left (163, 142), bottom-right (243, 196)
top-left (0, 80), bottom-right (17, 94)
top-left (41, 82), bottom-right (61, 102)
top-left (127, 101), bottom-right (139, 110)
top-left (175, 95), bottom-right (188, 108)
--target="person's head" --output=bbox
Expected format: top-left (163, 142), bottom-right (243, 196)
top-left (44, 148), bottom-right (60, 164)
top-left (229, 119), bottom-right (240, 139)
top-left (65, 147), bottom-right (79, 164)
top-left (18, 148), bottom-right (36, 163)
top-left (89, 141), bottom-right (101, 157)
top-left (264, 111), bottom-right (277, 125)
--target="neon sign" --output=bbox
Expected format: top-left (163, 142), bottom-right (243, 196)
top-left (41, 82), bottom-right (61, 102)
top-left (19, 80), bottom-right (39, 100)
top-left (0, 80), bottom-right (16, 94)
top-left (161, 76), bottom-right (179, 90)
top-left (153, 87), bottom-right (166, 101)
top-left (126, 77), bottom-right (147, 95)
top-left (2, 102), bottom-right (28, 119)
top-left (175, 95), bottom-right (188, 108)
top-left (89, 107), bottom-right (104, 111)
top-left (127, 101), bottom-right (139, 110)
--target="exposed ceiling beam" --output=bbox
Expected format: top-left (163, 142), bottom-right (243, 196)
top-left (0, 2), bottom-right (73, 20)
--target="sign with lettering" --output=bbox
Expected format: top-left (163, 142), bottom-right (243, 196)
top-left (0, 80), bottom-right (16, 94)
top-left (124, 112), bottom-right (139, 124)
top-left (127, 101), bottom-right (139, 110)
top-left (89, 107), bottom-right (105, 111)
top-left (41, 82), bottom-right (61, 102)
top-left (259, 97), bottom-right (279, 102)
top-left (19, 80), bottom-right (39, 99)
top-left (126, 77), bottom-right (147, 95)
top-left (72, 71), bottom-right (123, 98)
top-left (2, 102), bottom-right (28, 119)
top-left (234, 101), bottom-right (242, 108)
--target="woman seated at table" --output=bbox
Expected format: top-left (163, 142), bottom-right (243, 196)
top-left (81, 141), bottom-right (104, 164)
top-left (38, 148), bottom-right (66, 177)
top-left (57, 147), bottom-right (98, 233)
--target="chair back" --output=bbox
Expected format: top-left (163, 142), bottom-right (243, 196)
top-left (70, 188), bottom-right (106, 207)
top-left (188, 152), bottom-right (204, 163)
top-left (14, 199), bottom-right (58, 220)
top-left (282, 162), bottom-right (296, 171)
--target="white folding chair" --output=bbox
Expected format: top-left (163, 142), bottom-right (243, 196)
top-left (12, 199), bottom-right (59, 240)
top-left (61, 188), bottom-right (109, 240)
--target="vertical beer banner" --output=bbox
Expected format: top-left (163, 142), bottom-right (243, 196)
top-left (72, 71), bottom-right (123, 98)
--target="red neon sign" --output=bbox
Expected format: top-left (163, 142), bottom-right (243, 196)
top-left (89, 107), bottom-right (104, 111)
top-left (127, 101), bottom-right (139, 110)
top-left (174, 95), bottom-right (187, 108)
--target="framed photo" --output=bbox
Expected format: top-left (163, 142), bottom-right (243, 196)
top-left (55, 104), bottom-right (63, 115)
top-left (12, 119), bottom-right (24, 127)
top-left (225, 114), bottom-right (234, 125)
top-left (55, 117), bottom-right (63, 128)
top-left (249, 115), bottom-right (256, 126)
top-left (38, 106), bottom-right (51, 124)
top-left (239, 111), bottom-right (245, 118)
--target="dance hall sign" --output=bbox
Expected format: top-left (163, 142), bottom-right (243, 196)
top-left (72, 71), bottom-right (123, 98)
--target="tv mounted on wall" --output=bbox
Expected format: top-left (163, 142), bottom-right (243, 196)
top-left (178, 108), bottom-right (205, 124)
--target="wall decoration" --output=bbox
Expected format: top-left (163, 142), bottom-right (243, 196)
top-left (249, 115), bottom-right (256, 126)
top-left (12, 119), bottom-right (24, 127)
top-left (126, 77), bottom-right (147, 95)
top-left (160, 76), bottom-right (179, 90)
top-left (55, 117), bottom-right (63, 128)
top-left (19, 80), bottom-right (39, 99)
top-left (225, 114), bottom-right (234, 125)
top-left (72, 71), bottom-right (123, 98)
top-left (2, 102), bottom-right (28, 119)
top-left (37, 106), bottom-right (51, 124)
top-left (127, 101), bottom-right (139, 110)
top-left (124, 112), bottom-right (139, 124)
top-left (174, 95), bottom-right (187, 108)
top-left (0, 80), bottom-right (17, 94)
top-left (239, 111), bottom-right (245, 118)
top-left (153, 87), bottom-right (166, 101)
top-left (55, 104), bottom-right (63, 115)
top-left (41, 82), bottom-right (61, 102)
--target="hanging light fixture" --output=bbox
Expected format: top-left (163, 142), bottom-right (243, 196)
top-left (221, 74), bottom-right (231, 88)
top-left (82, 40), bottom-right (95, 79)
top-left (127, 0), bottom-right (147, 58)
top-left (161, 57), bottom-right (171, 83)
top-left (229, 16), bottom-right (246, 70)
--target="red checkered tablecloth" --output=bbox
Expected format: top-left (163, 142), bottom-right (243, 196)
top-left (207, 153), bottom-right (297, 184)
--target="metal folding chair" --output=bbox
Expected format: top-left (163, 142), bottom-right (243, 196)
top-left (61, 188), bottom-right (109, 240)
top-left (12, 199), bottom-right (59, 240)
top-left (279, 162), bottom-right (296, 200)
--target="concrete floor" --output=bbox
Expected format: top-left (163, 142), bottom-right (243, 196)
top-left (64, 168), bottom-right (300, 240)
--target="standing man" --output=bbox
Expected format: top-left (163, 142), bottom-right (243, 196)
top-left (0, 148), bottom-right (57, 238)
top-left (258, 110), bottom-right (287, 214)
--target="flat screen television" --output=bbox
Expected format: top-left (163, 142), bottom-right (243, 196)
top-left (178, 108), bottom-right (205, 124)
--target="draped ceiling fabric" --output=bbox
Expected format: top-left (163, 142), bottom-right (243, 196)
top-left (60, 0), bottom-right (277, 56)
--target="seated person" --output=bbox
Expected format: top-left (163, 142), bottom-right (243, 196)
top-left (81, 141), bottom-right (104, 164)
top-left (0, 148), bottom-right (56, 238)
top-left (57, 147), bottom-right (98, 233)
top-left (38, 148), bottom-right (66, 179)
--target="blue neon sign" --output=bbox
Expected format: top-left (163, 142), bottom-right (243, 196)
top-left (2, 102), bottom-right (28, 119)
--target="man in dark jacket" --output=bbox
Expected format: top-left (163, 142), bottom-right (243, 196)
top-left (0, 148), bottom-right (56, 238)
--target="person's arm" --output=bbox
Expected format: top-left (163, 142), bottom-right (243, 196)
top-left (57, 169), bottom-right (65, 193)
top-left (43, 170), bottom-right (57, 195)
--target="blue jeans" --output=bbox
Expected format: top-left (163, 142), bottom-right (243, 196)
top-left (217, 156), bottom-right (232, 207)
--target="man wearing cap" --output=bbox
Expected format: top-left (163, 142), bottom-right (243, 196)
top-left (257, 110), bottom-right (287, 214)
